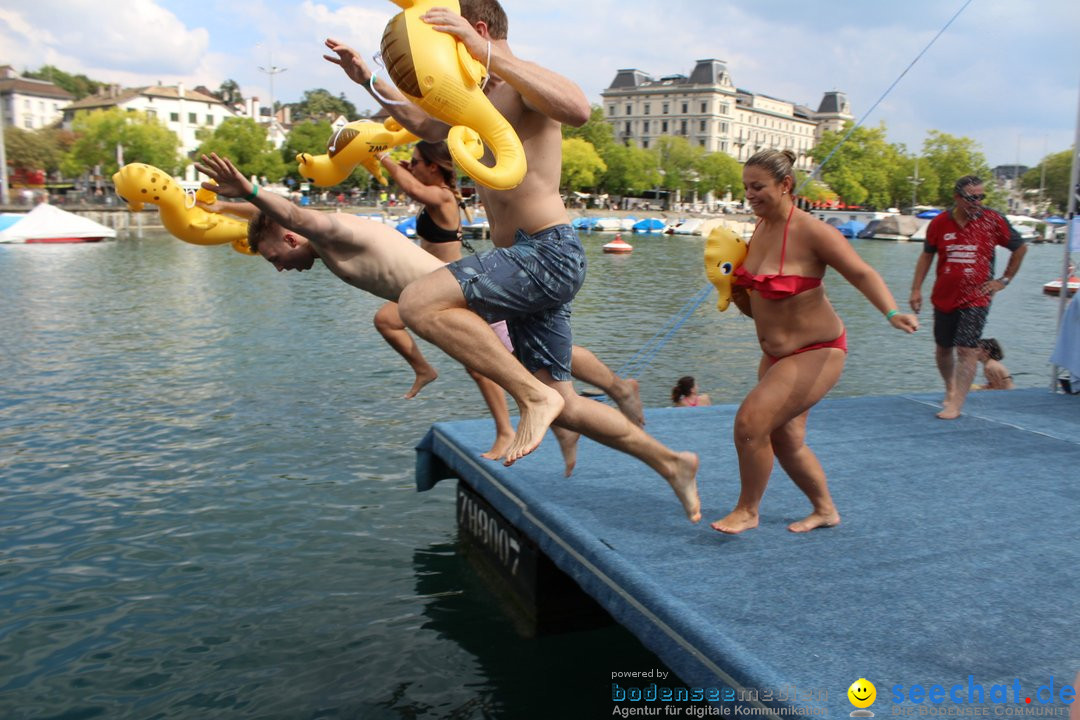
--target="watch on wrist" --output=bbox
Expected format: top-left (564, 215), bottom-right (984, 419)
top-left (998, 276), bottom-right (1010, 287)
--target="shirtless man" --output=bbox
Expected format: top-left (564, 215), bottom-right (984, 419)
top-left (324, 0), bottom-right (699, 520)
top-left (190, 178), bottom-right (643, 476)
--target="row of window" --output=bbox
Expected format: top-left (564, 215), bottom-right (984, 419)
top-left (611, 101), bottom-right (733, 116)
top-left (144, 109), bottom-right (216, 125)
top-left (625, 119), bottom-right (732, 134)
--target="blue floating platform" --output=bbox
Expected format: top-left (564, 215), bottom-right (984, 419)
top-left (416, 389), bottom-right (1080, 716)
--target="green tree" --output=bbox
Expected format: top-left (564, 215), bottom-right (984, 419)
top-left (653, 136), bottom-right (703, 205)
top-left (4, 126), bottom-right (64, 173)
top-left (561, 137), bottom-right (606, 191)
top-left (216, 79), bottom-right (243, 106)
top-left (281, 120), bottom-right (334, 167)
top-left (810, 122), bottom-right (906, 208)
top-left (920, 131), bottom-right (992, 207)
top-left (1021, 148), bottom-right (1074, 213)
top-left (23, 65), bottom-right (104, 99)
top-left (61, 108), bottom-right (180, 177)
top-left (599, 142), bottom-right (660, 196)
top-left (290, 89), bottom-right (357, 122)
top-left (195, 117), bottom-right (288, 181)
top-left (695, 151), bottom-right (743, 202)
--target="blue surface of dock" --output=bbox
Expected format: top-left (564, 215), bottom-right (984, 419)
top-left (416, 389), bottom-right (1079, 717)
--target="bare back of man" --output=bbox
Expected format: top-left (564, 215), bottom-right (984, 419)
top-left (309, 215), bottom-right (445, 300)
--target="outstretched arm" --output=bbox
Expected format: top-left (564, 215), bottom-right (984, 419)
top-left (196, 199), bottom-right (259, 221)
top-left (323, 37), bottom-right (450, 141)
top-left (194, 153), bottom-right (342, 244)
top-left (420, 9), bottom-right (591, 127)
top-left (377, 155), bottom-right (453, 208)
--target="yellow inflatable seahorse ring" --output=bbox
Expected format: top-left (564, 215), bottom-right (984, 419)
top-left (112, 163), bottom-right (254, 255)
top-left (380, 0), bottom-right (526, 191)
top-left (296, 117), bottom-right (419, 187)
top-left (704, 225), bottom-right (747, 311)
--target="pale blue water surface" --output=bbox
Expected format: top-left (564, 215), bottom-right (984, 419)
top-left (0, 229), bottom-right (1068, 719)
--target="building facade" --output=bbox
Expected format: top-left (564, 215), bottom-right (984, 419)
top-left (0, 66), bottom-right (73, 130)
top-left (62, 83), bottom-right (238, 160)
top-left (600, 59), bottom-right (853, 172)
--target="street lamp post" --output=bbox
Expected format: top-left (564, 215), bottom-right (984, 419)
top-left (907, 156), bottom-right (923, 210)
top-left (258, 52), bottom-right (287, 127)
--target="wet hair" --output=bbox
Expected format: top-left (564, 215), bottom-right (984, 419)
top-left (459, 0), bottom-right (508, 39)
top-left (955, 175), bottom-right (983, 195)
top-left (745, 149), bottom-right (797, 191)
top-left (416, 140), bottom-right (472, 223)
top-left (247, 210), bottom-right (276, 253)
top-left (978, 338), bottom-right (1004, 361)
top-left (672, 376), bottom-right (696, 404)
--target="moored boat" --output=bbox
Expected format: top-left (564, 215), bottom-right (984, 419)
top-left (0, 204), bottom-right (116, 244)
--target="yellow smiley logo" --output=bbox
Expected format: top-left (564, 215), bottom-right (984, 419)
top-left (848, 678), bottom-right (876, 708)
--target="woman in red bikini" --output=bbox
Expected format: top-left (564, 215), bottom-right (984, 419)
top-left (711, 149), bottom-right (919, 535)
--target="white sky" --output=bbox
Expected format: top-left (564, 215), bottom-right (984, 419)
top-left (2, 0), bottom-right (1078, 167)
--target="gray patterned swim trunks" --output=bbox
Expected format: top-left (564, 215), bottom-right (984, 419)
top-left (446, 224), bottom-right (586, 381)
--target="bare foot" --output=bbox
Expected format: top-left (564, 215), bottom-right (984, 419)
top-left (609, 378), bottom-right (645, 427)
top-left (666, 451), bottom-right (701, 523)
top-left (787, 510), bottom-right (840, 533)
top-left (552, 426), bottom-right (580, 477)
top-left (404, 368), bottom-right (439, 399)
top-left (480, 430), bottom-right (513, 461)
top-left (503, 386), bottom-right (565, 466)
top-left (710, 508), bottom-right (758, 534)
top-left (936, 404), bottom-right (961, 420)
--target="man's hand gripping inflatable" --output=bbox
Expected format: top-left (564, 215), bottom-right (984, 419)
top-left (704, 226), bottom-right (748, 311)
top-left (380, 0), bottom-right (525, 191)
top-left (297, 117), bottom-right (418, 187)
top-left (112, 163), bottom-right (254, 254)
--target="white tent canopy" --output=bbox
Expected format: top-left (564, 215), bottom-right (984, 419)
top-left (0, 204), bottom-right (116, 243)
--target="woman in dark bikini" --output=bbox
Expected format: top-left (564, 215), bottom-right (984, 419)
top-left (711, 149), bottom-right (919, 535)
top-left (373, 141), bottom-right (516, 458)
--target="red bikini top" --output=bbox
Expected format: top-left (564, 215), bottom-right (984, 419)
top-left (733, 205), bottom-right (823, 299)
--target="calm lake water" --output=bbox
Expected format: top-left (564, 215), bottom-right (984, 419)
top-left (0, 227), bottom-right (1070, 719)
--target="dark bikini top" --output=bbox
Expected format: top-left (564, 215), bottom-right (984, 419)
top-left (416, 207), bottom-right (462, 245)
top-left (732, 205), bottom-right (822, 299)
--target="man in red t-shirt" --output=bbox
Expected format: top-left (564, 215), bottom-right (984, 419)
top-left (909, 175), bottom-right (1027, 419)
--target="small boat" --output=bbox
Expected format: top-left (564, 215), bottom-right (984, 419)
top-left (1043, 276), bottom-right (1080, 297)
top-left (602, 234), bottom-right (633, 254)
top-left (631, 217), bottom-right (666, 234)
top-left (0, 204), bottom-right (116, 244)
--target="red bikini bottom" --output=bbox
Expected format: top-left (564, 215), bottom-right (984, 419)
top-left (765, 329), bottom-right (847, 366)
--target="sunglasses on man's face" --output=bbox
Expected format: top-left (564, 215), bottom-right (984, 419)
top-left (961, 193), bottom-right (986, 202)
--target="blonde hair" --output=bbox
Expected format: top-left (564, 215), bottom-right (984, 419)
top-left (745, 149), bottom-right (797, 190)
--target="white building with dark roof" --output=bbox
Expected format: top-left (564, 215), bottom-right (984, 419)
top-left (62, 83), bottom-right (238, 159)
top-left (601, 59), bottom-right (853, 171)
top-left (0, 65), bottom-right (73, 130)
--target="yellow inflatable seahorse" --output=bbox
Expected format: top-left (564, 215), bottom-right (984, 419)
top-left (704, 225), bottom-right (748, 311)
top-left (296, 117), bottom-right (419, 187)
top-left (112, 163), bottom-right (254, 255)
top-left (380, 0), bottom-right (525, 191)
